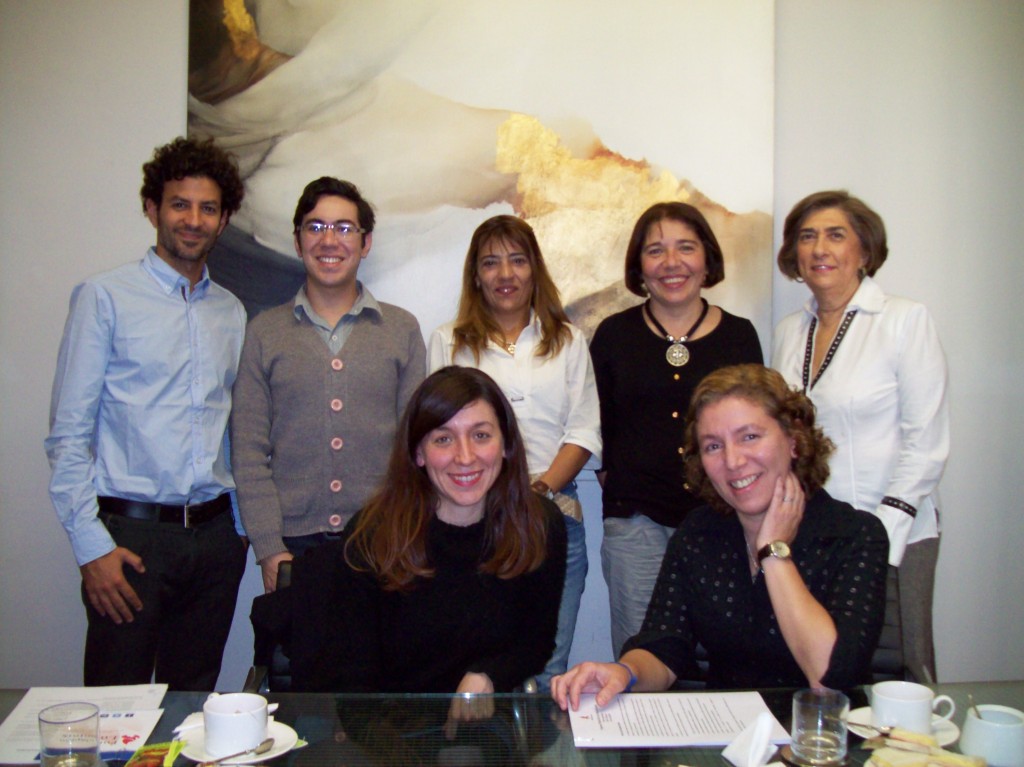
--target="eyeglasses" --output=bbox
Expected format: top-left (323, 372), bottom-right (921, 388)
top-left (299, 221), bottom-right (366, 239)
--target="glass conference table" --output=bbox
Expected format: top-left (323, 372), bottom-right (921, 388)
top-left (1, 681), bottom-right (1021, 767)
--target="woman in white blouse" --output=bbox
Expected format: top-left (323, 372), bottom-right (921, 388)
top-left (772, 190), bottom-right (949, 682)
top-left (427, 215), bottom-right (601, 690)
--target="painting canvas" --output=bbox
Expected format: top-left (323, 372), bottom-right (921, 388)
top-left (188, 0), bottom-right (774, 341)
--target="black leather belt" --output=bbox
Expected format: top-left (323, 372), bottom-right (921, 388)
top-left (98, 494), bottom-right (231, 528)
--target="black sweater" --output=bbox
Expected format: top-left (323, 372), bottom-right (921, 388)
top-left (590, 305), bottom-right (762, 527)
top-left (282, 499), bottom-right (567, 692)
top-left (624, 490), bottom-right (889, 689)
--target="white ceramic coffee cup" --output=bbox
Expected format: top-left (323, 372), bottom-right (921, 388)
top-left (959, 704), bottom-right (1024, 767)
top-left (203, 692), bottom-right (276, 758)
top-left (871, 681), bottom-right (955, 735)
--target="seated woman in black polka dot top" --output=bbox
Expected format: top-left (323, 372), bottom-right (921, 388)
top-left (552, 364), bottom-right (888, 710)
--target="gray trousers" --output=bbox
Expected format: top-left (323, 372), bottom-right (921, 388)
top-left (897, 536), bottom-right (939, 682)
top-left (601, 514), bottom-right (677, 659)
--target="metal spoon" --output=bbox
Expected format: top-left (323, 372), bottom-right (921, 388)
top-left (968, 692), bottom-right (983, 720)
top-left (201, 737), bottom-right (275, 766)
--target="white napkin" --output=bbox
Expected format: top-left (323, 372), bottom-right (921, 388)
top-left (172, 711), bottom-right (204, 734)
top-left (722, 711), bottom-right (777, 767)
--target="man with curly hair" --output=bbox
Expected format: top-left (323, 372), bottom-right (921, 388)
top-left (45, 136), bottom-right (248, 689)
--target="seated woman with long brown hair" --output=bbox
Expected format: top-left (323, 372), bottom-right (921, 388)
top-left (283, 366), bottom-right (567, 694)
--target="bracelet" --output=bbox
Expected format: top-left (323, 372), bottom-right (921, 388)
top-left (881, 495), bottom-right (917, 517)
top-left (613, 661), bottom-right (637, 692)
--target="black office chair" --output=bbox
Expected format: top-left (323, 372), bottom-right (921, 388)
top-left (871, 566), bottom-right (908, 682)
top-left (245, 561), bottom-right (294, 693)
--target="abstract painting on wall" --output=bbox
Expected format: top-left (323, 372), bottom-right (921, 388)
top-left (189, 0), bottom-right (774, 340)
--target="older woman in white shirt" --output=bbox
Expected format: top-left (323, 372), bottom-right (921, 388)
top-left (428, 215), bottom-right (601, 691)
top-left (772, 190), bottom-right (949, 682)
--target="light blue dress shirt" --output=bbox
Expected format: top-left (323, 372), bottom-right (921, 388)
top-left (45, 249), bottom-right (247, 565)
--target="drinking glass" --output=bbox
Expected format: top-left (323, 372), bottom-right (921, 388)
top-left (38, 702), bottom-right (100, 767)
top-left (791, 689), bottom-right (849, 765)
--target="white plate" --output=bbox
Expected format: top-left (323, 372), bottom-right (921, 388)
top-left (180, 720), bottom-right (299, 763)
top-left (847, 706), bottom-right (960, 746)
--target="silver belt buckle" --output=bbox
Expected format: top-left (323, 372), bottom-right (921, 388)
top-left (183, 502), bottom-right (195, 529)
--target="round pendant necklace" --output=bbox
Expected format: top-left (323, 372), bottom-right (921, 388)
top-left (644, 298), bottom-right (709, 367)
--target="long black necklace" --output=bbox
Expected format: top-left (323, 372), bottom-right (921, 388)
top-left (801, 310), bottom-right (857, 391)
top-left (643, 298), bottom-right (709, 367)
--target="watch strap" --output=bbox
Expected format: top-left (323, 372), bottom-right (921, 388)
top-left (531, 480), bottom-right (555, 500)
top-left (756, 540), bottom-right (791, 563)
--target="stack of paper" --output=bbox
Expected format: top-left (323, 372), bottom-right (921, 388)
top-left (568, 691), bottom-right (789, 748)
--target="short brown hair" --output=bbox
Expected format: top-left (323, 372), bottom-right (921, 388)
top-left (624, 202), bottom-right (725, 297)
top-left (452, 215), bottom-right (571, 362)
top-left (292, 176), bottom-right (375, 234)
top-left (777, 190), bottom-right (888, 281)
top-left (683, 364), bottom-right (834, 515)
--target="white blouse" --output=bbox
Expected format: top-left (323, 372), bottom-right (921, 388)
top-left (427, 315), bottom-right (602, 482)
top-left (772, 276), bottom-right (949, 566)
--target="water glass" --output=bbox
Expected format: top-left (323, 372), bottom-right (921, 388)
top-left (38, 702), bottom-right (100, 767)
top-left (791, 689), bottom-right (849, 765)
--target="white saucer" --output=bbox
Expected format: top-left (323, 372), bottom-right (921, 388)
top-left (847, 706), bottom-right (960, 746)
top-left (180, 720), bottom-right (299, 763)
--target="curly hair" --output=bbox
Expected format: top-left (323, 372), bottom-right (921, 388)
top-left (139, 136), bottom-right (244, 217)
top-left (777, 190), bottom-right (888, 281)
top-left (345, 366), bottom-right (550, 591)
top-left (683, 364), bottom-right (834, 515)
top-left (451, 215), bottom-right (571, 363)
top-left (624, 202), bottom-right (726, 297)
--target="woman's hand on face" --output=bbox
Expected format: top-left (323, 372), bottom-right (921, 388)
top-left (444, 672), bottom-right (495, 740)
top-left (756, 472), bottom-right (805, 549)
top-left (551, 661), bottom-right (631, 712)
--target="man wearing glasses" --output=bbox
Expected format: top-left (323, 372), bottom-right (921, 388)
top-left (45, 137), bottom-right (248, 689)
top-left (231, 177), bottom-right (425, 592)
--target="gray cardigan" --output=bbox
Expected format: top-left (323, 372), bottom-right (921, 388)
top-left (231, 294), bottom-right (425, 562)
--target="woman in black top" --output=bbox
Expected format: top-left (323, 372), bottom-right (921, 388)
top-left (284, 367), bottom-right (567, 696)
top-left (590, 202), bottom-right (762, 656)
top-left (553, 365), bottom-right (888, 710)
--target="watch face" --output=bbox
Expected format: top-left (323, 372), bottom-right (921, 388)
top-left (769, 541), bottom-right (791, 559)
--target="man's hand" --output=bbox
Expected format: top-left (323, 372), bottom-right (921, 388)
top-left (80, 547), bottom-right (145, 624)
top-left (260, 551), bottom-right (294, 593)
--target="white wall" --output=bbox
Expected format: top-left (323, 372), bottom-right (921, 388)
top-left (773, 0), bottom-right (1024, 681)
top-left (0, 1), bottom-right (262, 688)
top-left (2, 0), bottom-right (1021, 687)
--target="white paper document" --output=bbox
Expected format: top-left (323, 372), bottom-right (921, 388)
top-left (568, 691), bottom-right (790, 748)
top-left (0, 685), bottom-right (167, 764)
